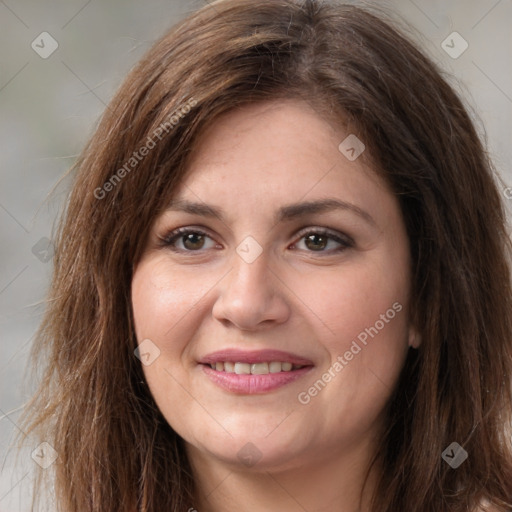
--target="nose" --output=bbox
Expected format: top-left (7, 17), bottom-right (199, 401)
top-left (211, 248), bottom-right (290, 331)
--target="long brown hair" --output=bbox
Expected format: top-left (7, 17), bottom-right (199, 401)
top-left (19, 0), bottom-right (512, 510)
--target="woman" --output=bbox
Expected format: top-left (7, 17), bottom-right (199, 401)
top-left (20, 0), bottom-right (512, 510)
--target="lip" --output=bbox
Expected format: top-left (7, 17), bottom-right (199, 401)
top-left (199, 349), bottom-right (314, 366)
top-left (198, 349), bottom-right (315, 394)
top-left (201, 364), bottom-right (313, 394)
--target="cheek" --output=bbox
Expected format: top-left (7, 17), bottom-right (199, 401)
top-left (130, 257), bottom-right (208, 430)
top-left (131, 256), bottom-right (213, 349)
top-left (302, 257), bottom-right (408, 338)
top-left (295, 251), bottom-right (410, 390)
top-left (289, 256), bottom-right (410, 440)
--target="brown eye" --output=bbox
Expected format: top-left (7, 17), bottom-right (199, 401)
top-left (182, 232), bottom-right (206, 250)
top-left (304, 233), bottom-right (329, 251)
top-left (294, 229), bottom-right (353, 254)
top-left (161, 228), bottom-right (217, 252)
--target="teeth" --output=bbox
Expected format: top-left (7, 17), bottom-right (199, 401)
top-left (269, 361), bottom-right (282, 373)
top-left (209, 361), bottom-right (304, 374)
top-left (251, 362), bottom-right (268, 375)
top-left (234, 362), bottom-right (251, 375)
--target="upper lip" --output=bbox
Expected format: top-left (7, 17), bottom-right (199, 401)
top-left (199, 349), bottom-right (314, 366)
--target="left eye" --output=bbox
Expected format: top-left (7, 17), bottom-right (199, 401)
top-left (160, 228), bottom-right (352, 254)
top-left (292, 229), bottom-right (352, 253)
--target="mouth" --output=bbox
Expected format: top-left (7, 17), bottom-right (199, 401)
top-left (198, 349), bottom-right (314, 394)
top-left (205, 361), bottom-right (307, 374)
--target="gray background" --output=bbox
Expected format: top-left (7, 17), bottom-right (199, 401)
top-left (1, 0), bottom-right (511, 510)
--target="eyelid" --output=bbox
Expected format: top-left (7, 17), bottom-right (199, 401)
top-left (292, 226), bottom-right (354, 247)
top-left (158, 226), bottom-right (217, 248)
top-left (159, 225), bottom-right (354, 254)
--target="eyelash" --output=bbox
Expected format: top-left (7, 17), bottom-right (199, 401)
top-left (158, 227), bottom-right (353, 255)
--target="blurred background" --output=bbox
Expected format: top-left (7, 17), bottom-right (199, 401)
top-left (1, 0), bottom-right (511, 510)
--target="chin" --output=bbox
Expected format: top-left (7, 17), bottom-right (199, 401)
top-left (187, 425), bottom-right (310, 471)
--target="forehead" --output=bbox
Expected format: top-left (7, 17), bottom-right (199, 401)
top-left (186, 99), bottom-right (344, 177)
top-left (168, 99), bottom-right (394, 225)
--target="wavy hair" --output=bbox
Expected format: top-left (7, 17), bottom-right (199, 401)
top-left (19, 0), bottom-right (512, 510)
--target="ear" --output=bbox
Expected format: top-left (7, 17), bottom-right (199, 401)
top-left (408, 325), bottom-right (421, 349)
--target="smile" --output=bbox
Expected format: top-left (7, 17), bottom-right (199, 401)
top-left (207, 361), bottom-right (306, 374)
top-left (199, 349), bottom-right (314, 393)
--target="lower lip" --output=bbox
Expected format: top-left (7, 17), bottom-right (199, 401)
top-left (201, 364), bottom-right (313, 394)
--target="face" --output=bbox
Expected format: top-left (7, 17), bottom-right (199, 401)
top-left (131, 99), bottom-right (416, 473)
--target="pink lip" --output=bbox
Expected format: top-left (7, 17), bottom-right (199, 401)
top-left (198, 349), bottom-right (315, 394)
top-left (201, 364), bottom-right (313, 394)
top-left (199, 349), bottom-right (314, 366)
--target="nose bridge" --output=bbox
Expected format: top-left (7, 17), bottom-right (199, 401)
top-left (228, 243), bottom-right (274, 303)
top-left (212, 239), bottom-right (289, 329)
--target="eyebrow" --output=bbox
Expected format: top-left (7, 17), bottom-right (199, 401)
top-left (165, 198), bottom-right (376, 227)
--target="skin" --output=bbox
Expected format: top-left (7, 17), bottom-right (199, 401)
top-left (131, 99), bottom-right (419, 512)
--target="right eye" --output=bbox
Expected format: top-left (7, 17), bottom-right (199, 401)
top-left (159, 227), bottom-right (220, 253)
